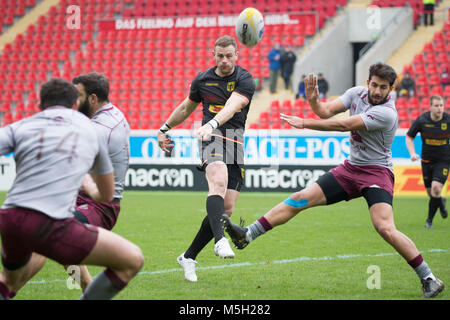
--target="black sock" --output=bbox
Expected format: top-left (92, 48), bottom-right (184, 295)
top-left (206, 195), bottom-right (225, 243)
top-left (184, 217), bottom-right (213, 260)
top-left (439, 197), bottom-right (446, 212)
top-left (428, 197), bottom-right (441, 222)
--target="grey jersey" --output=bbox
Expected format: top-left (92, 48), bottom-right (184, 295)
top-left (90, 103), bottom-right (130, 199)
top-left (339, 86), bottom-right (398, 170)
top-left (0, 107), bottom-right (113, 219)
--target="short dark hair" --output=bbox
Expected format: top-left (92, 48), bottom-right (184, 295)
top-left (39, 78), bottom-right (79, 110)
top-left (72, 72), bottom-right (110, 102)
top-left (214, 35), bottom-right (237, 52)
top-left (368, 63), bottom-right (397, 87)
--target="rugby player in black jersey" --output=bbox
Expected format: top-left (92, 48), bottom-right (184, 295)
top-left (406, 95), bottom-right (449, 228)
top-left (157, 35), bottom-right (255, 282)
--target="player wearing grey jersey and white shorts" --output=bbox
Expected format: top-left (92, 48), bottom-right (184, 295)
top-left (0, 79), bottom-right (143, 300)
top-left (222, 63), bottom-right (445, 298)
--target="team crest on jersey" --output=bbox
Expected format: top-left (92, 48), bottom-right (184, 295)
top-left (227, 81), bottom-right (235, 92)
top-left (441, 123), bottom-right (447, 130)
top-left (209, 105), bottom-right (224, 113)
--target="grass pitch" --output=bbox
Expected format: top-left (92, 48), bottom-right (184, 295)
top-left (0, 191), bottom-right (448, 300)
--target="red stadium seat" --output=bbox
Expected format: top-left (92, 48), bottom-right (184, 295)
top-left (271, 122), bottom-right (281, 129)
top-left (415, 74), bottom-right (427, 86)
top-left (398, 120), bottom-right (410, 129)
top-left (413, 53), bottom-right (424, 65)
top-left (410, 109), bottom-right (421, 119)
top-left (13, 112), bottom-right (24, 122)
top-left (0, 102), bottom-right (11, 113)
top-left (398, 109), bottom-right (408, 121)
top-left (259, 112), bottom-right (269, 122)
top-left (436, 53), bottom-right (448, 65)
top-left (423, 42), bottom-right (433, 53)
top-left (396, 97), bottom-right (407, 109)
top-left (409, 97), bottom-right (419, 108)
top-left (428, 63), bottom-right (439, 75)
top-left (433, 31), bottom-right (444, 43)
top-left (424, 53), bottom-right (436, 64)
top-left (430, 85), bottom-right (443, 96)
top-left (15, 102), bottom-right (25, 113)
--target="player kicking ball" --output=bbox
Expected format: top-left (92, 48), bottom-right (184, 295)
top-left (222, 63), bottom-right (445, 298)
top-left (157, 36), bottom-right (255, 282)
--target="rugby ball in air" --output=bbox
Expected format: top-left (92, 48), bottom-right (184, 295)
top-left (235, 8), bottom-right (264, 48)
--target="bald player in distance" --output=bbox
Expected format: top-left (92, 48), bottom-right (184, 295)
top-left (222, 63), bottom-right (445, 298)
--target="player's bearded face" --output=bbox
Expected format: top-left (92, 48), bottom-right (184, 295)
top-left (367, 76), bottom-right (391, 105)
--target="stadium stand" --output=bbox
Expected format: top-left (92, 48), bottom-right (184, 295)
top-left (395, 14), bottom-right (450, 125)
top-left (0, 0), bottom-right (348, 128)
top-left (0, 0), bottom-right (37, 34)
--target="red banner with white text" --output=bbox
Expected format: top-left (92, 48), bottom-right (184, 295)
top-left (97, 13), bottom-right (316, 31)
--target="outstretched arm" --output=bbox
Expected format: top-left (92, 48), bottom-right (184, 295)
top-left (281, 113), bottom-right (366, 132)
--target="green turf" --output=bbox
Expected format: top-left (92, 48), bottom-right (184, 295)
top-left (0, 191), bottom-right (448, 300)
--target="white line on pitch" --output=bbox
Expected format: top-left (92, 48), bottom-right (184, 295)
top-left (26, 248), bottom-right (449, 285)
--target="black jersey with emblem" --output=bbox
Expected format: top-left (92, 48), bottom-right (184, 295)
top-left (189, 65), bottom-right (255, 142)
top-left (407, 111), bottom-right (450, 162)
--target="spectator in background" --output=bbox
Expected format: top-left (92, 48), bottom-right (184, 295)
top-left (280, 45), bottom-right (297, 91)
top-left (317, 73), bottom-right (329, 99)
top-left (392, 74), bottom-right (402, 102)
top-left (440, 66), bottom-right (450, 90)
top-left (296, 74), bottom-right (306, 100)
top-left (267, 43), bottom-right (281, 94)
top-left (400, 72), bottom-right (416, 97)
top-left (423, 0), bottom-right (435, 26)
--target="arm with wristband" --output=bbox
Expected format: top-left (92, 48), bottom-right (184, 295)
top-left (195, 92), bottom-right (249, 141)
top-left (157, 97), bottom-right (199, 152)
